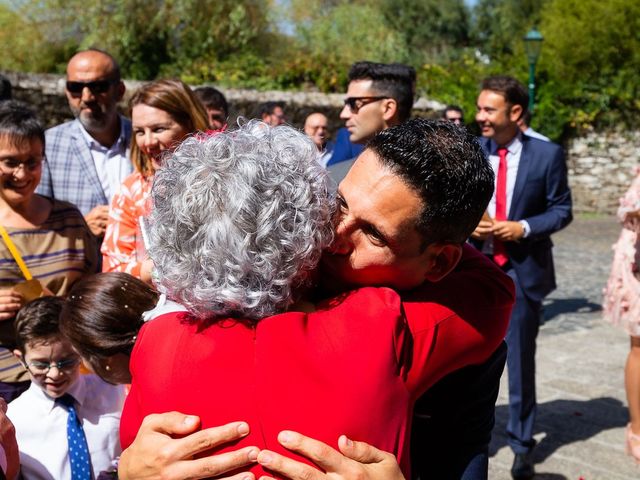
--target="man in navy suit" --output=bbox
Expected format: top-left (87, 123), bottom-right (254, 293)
top-left (471, 76), bottom-right (572, 480)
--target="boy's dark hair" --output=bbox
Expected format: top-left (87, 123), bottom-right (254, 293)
top-left (257, 101), bottom-right (285, 118)
top-left (0, 100), bottom-right (45, 147)
top-left (481, 75), bottom-right (529, 119)
top-left (194, 87), bottom-right (229, 116)
top-left (348, 61), bottom-right (415, 123)
top-left (368, 118), bottom-right (494, 246)
top-left (14, 297), bottom-right (65, 354)
top-left (60, 272), bottom-right (159, 369)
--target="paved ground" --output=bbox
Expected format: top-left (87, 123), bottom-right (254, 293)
top-left (488, 214), bottom-right (640, 479)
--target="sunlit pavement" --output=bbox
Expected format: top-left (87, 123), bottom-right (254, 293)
top-left (488, 215), bottom-right (640, 480)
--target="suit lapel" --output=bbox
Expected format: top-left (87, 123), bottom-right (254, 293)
top-left (71, 121), bottom-right (108, 204)
top-left (509, 136), bottom-right (532, 220)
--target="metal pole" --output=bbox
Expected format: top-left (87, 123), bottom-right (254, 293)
top-left (528, 61), bottom-right (536, 112)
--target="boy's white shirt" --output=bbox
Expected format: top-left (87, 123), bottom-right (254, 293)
top-left (7, 374), bottom-right (124, 479)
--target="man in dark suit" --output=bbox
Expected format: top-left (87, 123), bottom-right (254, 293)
top-left (471, 76), bottom-right (572, 480)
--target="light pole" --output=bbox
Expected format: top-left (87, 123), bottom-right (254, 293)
top-left (523, 27), bottom-right (544, 112)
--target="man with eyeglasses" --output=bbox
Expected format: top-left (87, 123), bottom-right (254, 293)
top-left (37, 49), bottom-right (132, 240)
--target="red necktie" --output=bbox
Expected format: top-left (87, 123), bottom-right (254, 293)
top-left (493, 147), bottom-right (508, 266)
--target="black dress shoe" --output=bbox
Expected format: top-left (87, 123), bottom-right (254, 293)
top-left (511, 452), bottom-right (535, 479)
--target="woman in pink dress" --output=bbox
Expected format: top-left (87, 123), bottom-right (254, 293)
top-left (603, 167), bottom-right (640, 461)
top-left (101, 79), bottom-right (209, 283)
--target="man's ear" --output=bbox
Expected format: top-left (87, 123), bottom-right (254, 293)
top-left (381, 98), bottom-right (398, 123)
top-left (423, 243), bottom-right (463, 282)
top-left (509, 103), bottom-right (523, 124)
top-left (116, 81), bottom-right (126, 102)
top-left (13, 349), bottom-right (23, 362)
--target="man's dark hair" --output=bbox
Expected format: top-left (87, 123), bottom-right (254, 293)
top-left (348, 61), bottom-right (415, 122)
top-left (194, 87), bottom-right (229, 116)
top-left (0, 100), bottom-right (45, 147)
top-left (0, 74), bottom-right (12, 101)
top-left (368, 118), bottom-right (494, 246)
top-left (258, 101), bottom-right (285, 118)
top-left (442, 105), bottom-right (463, 120)
top-left (481, 76), bottom-right (528, 118)
top-left (521, 110), bottom-right (532, 127)
top-left (14, 297), bottom-right (65, 354)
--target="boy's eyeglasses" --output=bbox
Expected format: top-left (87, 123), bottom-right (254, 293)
top-left (23, 357), bottom-right (80, 375)
top-left (65, 79), bottom-right (118, 95)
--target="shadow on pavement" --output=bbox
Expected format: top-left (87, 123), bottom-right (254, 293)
top-left (543, 298), bottom-right (602, 322)
top-left (490, 396), bottom-right (627, 462)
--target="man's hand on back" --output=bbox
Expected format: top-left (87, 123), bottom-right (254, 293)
top-left (118, 412), bottom-right (258, 480)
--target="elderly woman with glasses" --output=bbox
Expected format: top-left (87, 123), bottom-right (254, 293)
top-left (0, 101), bottom-right (97, 401)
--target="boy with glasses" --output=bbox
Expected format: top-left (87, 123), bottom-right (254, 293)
top-left (7, 297), bottom-right (123, 479)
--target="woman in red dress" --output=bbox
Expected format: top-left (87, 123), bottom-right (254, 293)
top-left (119, 120), bottom-right (510, 479)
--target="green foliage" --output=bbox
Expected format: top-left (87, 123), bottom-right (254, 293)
top-left (0, 0), bottom-right (637, 135)
top-left (537, 0), bottom-right (640, 133)
top-left (380, 0), bottom-right (471, 63)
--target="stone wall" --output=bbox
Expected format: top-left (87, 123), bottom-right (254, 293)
top-left (4, 71), bottom-right (639, 214)
top-left (566, 130), bottom-right (640, 214)
top-left (2, 71), bottom-right (444, 132)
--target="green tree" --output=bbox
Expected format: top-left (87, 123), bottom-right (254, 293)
top-left (536, 0), bottom-right (640, 135)
top-left (472, 0), bottom-right (548, 62)
top-left (379, 0), bottom-right (471, 63)
top-left (282, 0), bottom-right (408, 91)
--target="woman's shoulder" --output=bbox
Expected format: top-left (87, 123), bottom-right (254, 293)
top-left (318, 286), bottom-right (402, 317)
top-left (38, 197), bottom-right (85, 225)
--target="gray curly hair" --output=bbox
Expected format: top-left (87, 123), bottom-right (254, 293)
top-left (148, 121), bottom-right (334, 321)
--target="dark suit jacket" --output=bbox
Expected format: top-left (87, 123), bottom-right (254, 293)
top-left (475, 135), bottom-right (572, 302)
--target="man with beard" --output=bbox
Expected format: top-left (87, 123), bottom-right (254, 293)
top-left (37, 49), bottom-right (132, 239)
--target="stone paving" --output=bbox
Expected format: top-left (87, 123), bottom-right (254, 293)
top-left (488, 214), bottom-right (639, 479)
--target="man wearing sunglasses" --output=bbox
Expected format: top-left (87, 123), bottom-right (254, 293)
top-left (327, 61), bottom-right (415, 184)
top-left (37, 49), bottom-right (132, 240)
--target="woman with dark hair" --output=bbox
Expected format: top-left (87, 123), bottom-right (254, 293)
top-left (101, 79), bottom-right (208, 283)
top-left (60, 272), bottom-right (158, 384)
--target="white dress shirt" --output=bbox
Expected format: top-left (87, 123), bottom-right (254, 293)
top-left (7, 374), bottom-right (124, 480)
top-left (79, 121), bottom-right (130, 201)
top-left (524, 127), bottom-right (550, 142)
top-left (482, 133), bottom-right (531, 255)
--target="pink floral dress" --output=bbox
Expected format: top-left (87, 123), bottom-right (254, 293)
top-left (604, 167), bottom-right (640, 336)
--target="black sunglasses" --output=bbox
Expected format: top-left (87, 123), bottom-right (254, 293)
top-left (66, 79), bottom-right (118, 95)
top-left (343, 96), bottom-right (388, 113)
